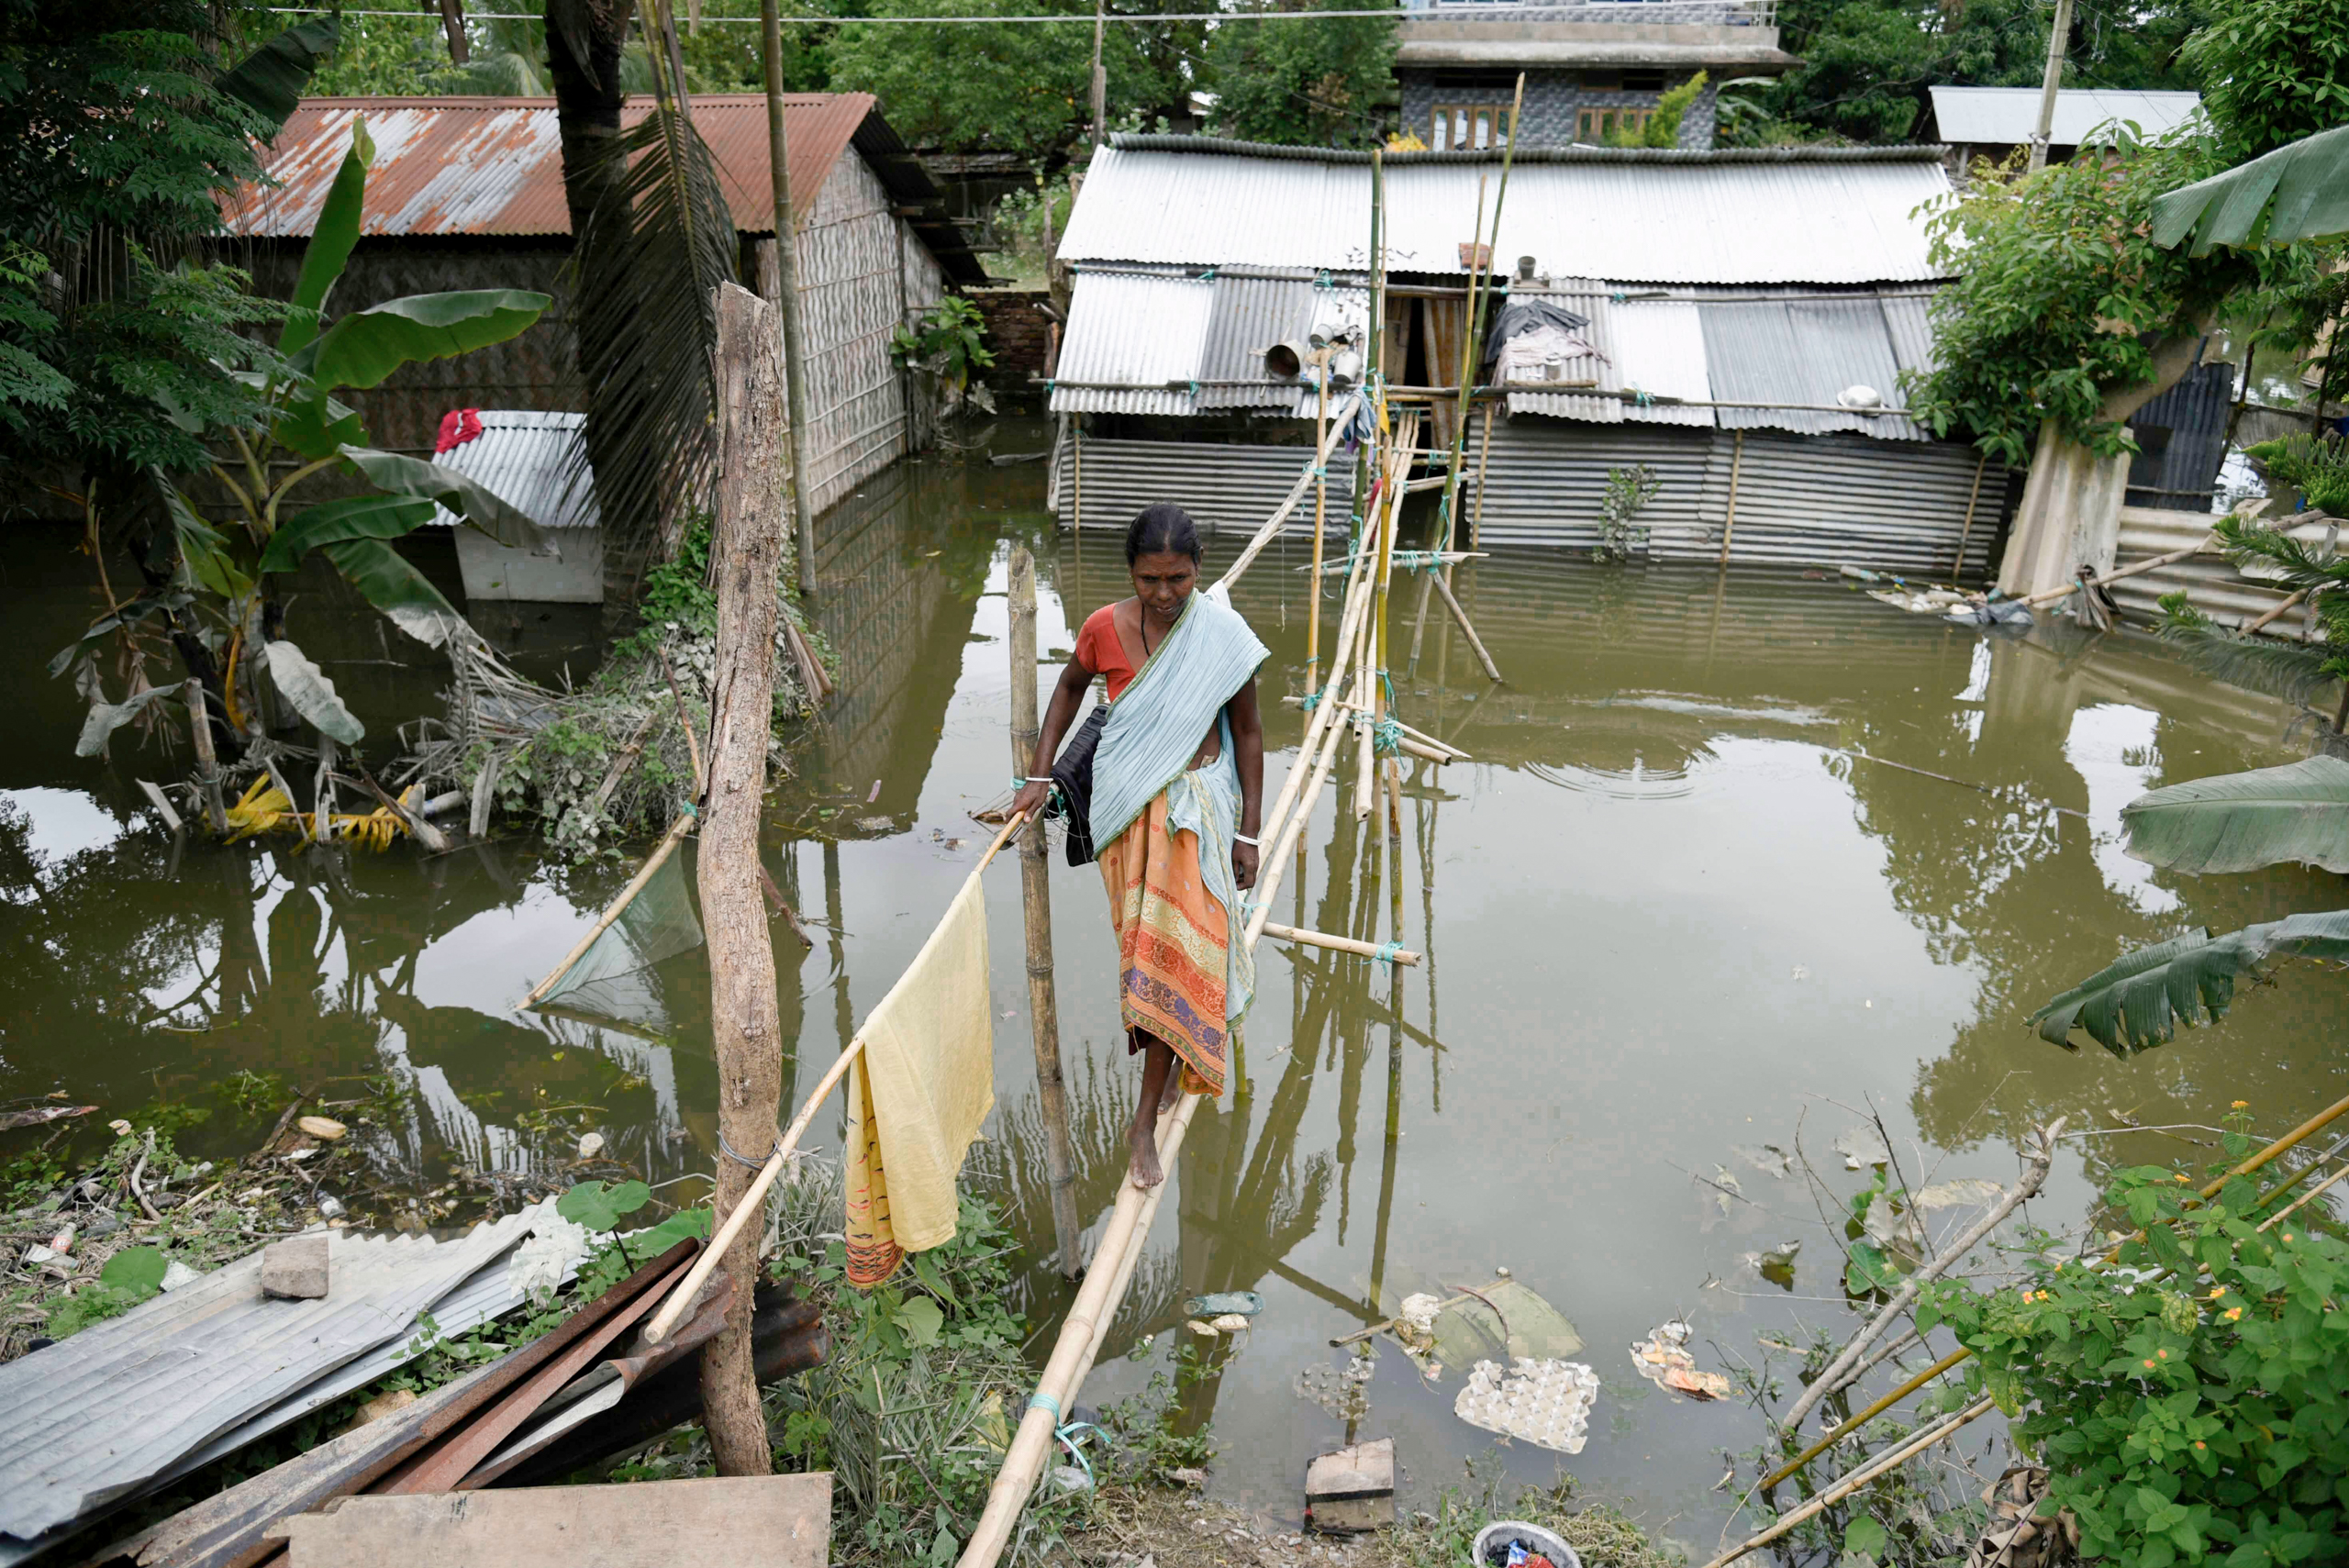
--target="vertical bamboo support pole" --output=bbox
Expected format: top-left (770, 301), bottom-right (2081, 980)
top-left (1007, 549), bottom-right (1084, 1279)
top-left (1954, 448), bottom-right (1988, 581)
top-left (1436, 77), bottom-right (1522, 557)
top-left (185, 680), bottom-right (227, 833)
top-left (1308, 373), bottom-right (1330, 695)
top-left (760, 0), bottom-right (818, 593)
top-left (1717, 428), bottom-right (1745, 567)
top-left (697, 281), bottom-right (788, 1476)
top-left (1468, 404), bottom-right (1494, 553)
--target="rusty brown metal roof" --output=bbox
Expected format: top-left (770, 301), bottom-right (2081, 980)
top-left (222, 94), bottom-right (882, 239)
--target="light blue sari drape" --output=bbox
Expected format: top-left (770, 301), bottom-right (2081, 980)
top-left (1090, 584), bottom-right (1269, 1025)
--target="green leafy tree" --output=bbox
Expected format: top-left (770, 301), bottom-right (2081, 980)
top-left (1607, 70), bottom-right (1706, 148)
top-left (1199, 0), bottom-right (1396, 150)
top-left (2178, 0), bottom-right (2349, 164)
top-left (1907, 133), bottom-right (2246, 466)
top-left (1736, 0), bottom-right (2047, 145)
top-left (827, 0), bottom-right (1196, 159)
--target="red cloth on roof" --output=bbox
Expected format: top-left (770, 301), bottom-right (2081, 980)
top-left (435, 408), bottom-right (484, 453)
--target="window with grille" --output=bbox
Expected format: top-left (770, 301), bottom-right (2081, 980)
top-left (1575, 106), bottom-right (1655, 141)
top-left (1431, 106), bottom-right (1510, 150)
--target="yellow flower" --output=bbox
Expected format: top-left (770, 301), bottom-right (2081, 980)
top-left (2232, 1100), bottom-right (2248, 1109)
top-left (2224, 1307), bottom-right (2243, 1321)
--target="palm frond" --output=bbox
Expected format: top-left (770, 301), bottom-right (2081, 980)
top-left (569, 101), bottom-right (740, 603)
top-left (2029, 909), bottom-right (2349, 1055)
top-left (2155, 595), bottom-right (2336, 707)
top-left (2214, 509), bottom-right (2349, 588)
top-left (2120, 753), bottom-right (2349, 874)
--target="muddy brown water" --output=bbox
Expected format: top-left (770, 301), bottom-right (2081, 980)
top-left (6, 428), bottom-right (2346, 1548)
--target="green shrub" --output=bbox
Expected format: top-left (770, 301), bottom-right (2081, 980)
top-left (1920, 1158), bottom-right (2349, 1568)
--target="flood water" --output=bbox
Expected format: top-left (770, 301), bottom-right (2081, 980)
top-left (6, 424), bottom-right (2348, 1548)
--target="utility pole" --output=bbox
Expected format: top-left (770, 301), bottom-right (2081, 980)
top-left (761, 0), bottom-right (819, 593)
top-left (1090, 0), bottom-right (1108, 147)
top-left (2027, 0), bottom-right (2074, 174)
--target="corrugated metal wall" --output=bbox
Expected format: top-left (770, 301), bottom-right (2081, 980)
top-left (1049, 432), bottom-right (1357, 534)
top-left (2125, 359), bottom-right (2233, 511)
top-left (1452, 418), bottom-right (2007, 574)
top-left (1691, 430), bottom-right (2003, 576)
top-left (2104, 504), bottom-right (2326, 632)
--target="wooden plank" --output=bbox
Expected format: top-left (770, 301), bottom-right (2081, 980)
top-left (279, 1474), bottom-right (831, 1568)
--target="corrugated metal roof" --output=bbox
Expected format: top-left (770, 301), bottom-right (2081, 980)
top-left (222, 95), bottom-right (877, 239)
top-left (0, 1212), bottom-right (538, 1546)
top-left (1501, 282), bottom-right (1713, 426)
top-left (1928, 86), bottom-right (2204, 147)
top-left (427, 410), bottom-right (598, 530)
top-left (1877, 285), bottom-right (1940, 377)
top-left (1697, 291), bottom-right (1923, 439)
top-left (1050, 268), bottom-right (1369, 417)
top-left (1058, 140), bottom-right (1954, 284)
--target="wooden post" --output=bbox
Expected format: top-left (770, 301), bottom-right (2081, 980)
top-left (1953, 448), bottom-right (1988, 581)
top-left (697, 280), bottom-right (789, 1477)
top-left (1717, 428), bottom-right (1745, 567)
top-left (759, 0), bottom-right (818, 593)
top-left (1007, 549), bottom-right (1084, 1279)
top-left (1468, 404), bottom-right (1493, 552)
top-left (184, 680), bottom-right (227, 833)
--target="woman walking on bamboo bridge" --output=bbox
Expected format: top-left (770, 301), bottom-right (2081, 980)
top-left (1011, 506), bottom-right (1268, 1187)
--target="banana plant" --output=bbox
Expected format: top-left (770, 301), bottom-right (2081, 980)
top-left (71, 117), bottom-right (551, 756)
top-left (2030, 755), bottom-right (2349, 1053)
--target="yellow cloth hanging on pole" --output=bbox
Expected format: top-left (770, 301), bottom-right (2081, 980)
top-left (844, 866), bottom-right (996, 1288)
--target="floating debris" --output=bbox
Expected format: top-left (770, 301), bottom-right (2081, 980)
top-left (1452, 1357), bottom-right (1598, 1452)
top-left (1916, 1178), bottom-right (2006, 1209)
top-left (1833, 1124), bottom-right (1892, 1171)
top-left (1295, 1350), bottom-right (1376, 1420)
top-left (1629, 1320), bottom-right (1732, 1402)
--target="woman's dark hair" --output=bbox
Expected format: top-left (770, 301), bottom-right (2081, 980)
top-left (1126, 503), bottom-right (1202, 565)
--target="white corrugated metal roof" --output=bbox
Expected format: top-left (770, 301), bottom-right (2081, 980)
top-left (1058, 141), bottom-right (1954, 284)
top-left (1927, 87), bottom-right (2204, 147)
top-left (1049, 268), bottom-right (1369, 417)
top-left (427, 410), bottom-right (599, 530)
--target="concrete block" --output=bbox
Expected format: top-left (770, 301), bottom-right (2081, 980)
top-left (1306, 1438), bottom-right (1395, 1533)
top-left (261, 1232), bottom-right (329, 1300)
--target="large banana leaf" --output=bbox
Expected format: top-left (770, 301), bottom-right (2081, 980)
top-left (2153, 124), bottom-right (2349, 256)
top-left (261, 495), bottom-right (439, 573)
top-left (2030, 909), bottom-right (2349, 1055)
top-left (289, 290), bottom-right (551, 395)
top-left (319, 538), bottom-right (466, 648)
top-left (2121, 754), bottom-right (2349, 873)
top-left (261, 639), bottom-right (364, 744)
top-left (281, 118), bottom-right (373, 359)
top-left (215, 16), bottom-right (341, 129)
top-left (275, 391), bottom-right (369, 461)
top-left (570, 105), bottom-right (738, 567)
top-left (150, 470), bottom-right (251, 599)
top-left (340, 446), bottom-right (540, 546)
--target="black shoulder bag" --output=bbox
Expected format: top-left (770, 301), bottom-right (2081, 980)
top-left (1046, 703), bottom-right (1110, 867)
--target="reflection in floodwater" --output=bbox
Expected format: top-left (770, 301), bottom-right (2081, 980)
top-left (4, 431), bottom-right (2347, 1535)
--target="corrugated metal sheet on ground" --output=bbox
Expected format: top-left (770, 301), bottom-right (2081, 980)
top-left (427, 411), bottom-right (596, 530)
top-left (222, 95), bottom-right (874, 239)
top-left (1050, 269), bottom-right (1368, 417)
top-left (1698, 294), bottom-right (1923, 439)
top-left (1500, 284), bottom-right (1713, 427)
top-left (1057, 142), bottom-right (1952, 284)
top-left (2104, 506), bottom-right (2326, 633)
top-left (0, 1211), bottom-right (536, 1546)
top-left (1463, 418), bottom-right (2004, 574)
top-left (1051, 434), bottom-right (1355, 534)
top-left (1928, 86), bottom-right (2204, 147)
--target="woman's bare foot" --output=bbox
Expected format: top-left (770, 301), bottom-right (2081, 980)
top-left (1129, 1122), bottom-right (1164, 1187)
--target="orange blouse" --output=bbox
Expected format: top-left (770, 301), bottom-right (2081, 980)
top-left (1074, 604), bottom-right (1142, 701)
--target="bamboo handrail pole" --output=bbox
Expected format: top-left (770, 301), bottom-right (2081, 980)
top-left (1710, 1397), bottom-right (1999, 1568)
top-left (2259, 1158), bottom-right (2349, 1232)
top-left (519, 810), bottom-right (696, 1008)
top-left (2246, 586), bottom-right (2310, 634)
top-left (1758, 1347), bottom-right (1971, 1490)
top-left (1214, 394), bottom-right (1361, 594)
top-left (1256, 519), bottom-right (1383, 852)
top-left (1317, 700), bottom-right (1467, 762)
top-left (1308, 368), bottom-right (1330, 694)
top-left (1260, 921), bottom-right (1420, 965)
top-left (1248, 666), bottom-right (1364, 946)
top-left (2021, 539), bottom-right (2213, 607)
top-left (644, 812), bottom-right (1028, 1346)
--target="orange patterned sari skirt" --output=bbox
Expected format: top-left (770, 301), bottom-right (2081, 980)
top-left (1097, 793), bottom-right (1229, 1099)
